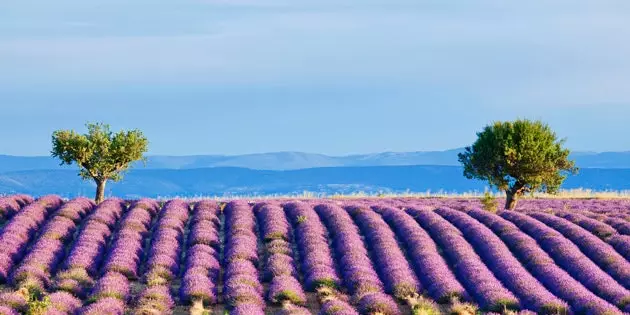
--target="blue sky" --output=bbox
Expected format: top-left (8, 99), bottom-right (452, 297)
top-left (1, 0), bottom-right (629, 156)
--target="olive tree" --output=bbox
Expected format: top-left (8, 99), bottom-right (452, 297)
top-left (458, 119), bottom-right (578, 209)
top-left (51, 123), bottom-right (148, 203)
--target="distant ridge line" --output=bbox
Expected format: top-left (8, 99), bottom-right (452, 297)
top-left (1, 149), bottom-right (630, 172)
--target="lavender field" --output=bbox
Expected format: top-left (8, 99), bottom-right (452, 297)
top-left (0, 195), bottom-right (629, 315)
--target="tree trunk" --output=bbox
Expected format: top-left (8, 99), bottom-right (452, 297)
top-left (95, 179), bottom-right (107, 204)
top-left (505, 190), bottom-right (518, 210)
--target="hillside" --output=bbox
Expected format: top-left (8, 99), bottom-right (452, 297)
top-left (1, 149), bottom-right (630, 172)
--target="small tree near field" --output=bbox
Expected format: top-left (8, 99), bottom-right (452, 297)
top-left (51, 123), bottom-right (148, 203)
top-left (458, 119), bottom-right (578, 210)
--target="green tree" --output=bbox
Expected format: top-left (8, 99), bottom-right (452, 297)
top-left (458, 119), bottom-right (578, 209)
top-left (51, 123), bottom-right (148, 203)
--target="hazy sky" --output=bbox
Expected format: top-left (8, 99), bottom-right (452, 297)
top-left (1, 0), bottom-right (630, 156)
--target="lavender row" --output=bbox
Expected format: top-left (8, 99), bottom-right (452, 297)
top-left (0, 195), bottom-right (63, 282)
top-left (466, 208), bottom-right (621, 314)
top-left (180, 200), bottom-right (221, 305)
top-left (406, 207), bottom-right (519, 312)
top-left (0, 290), bottom-right (85, 315)
top-left (255, 203), bottom-right (307, 306)
top-left (0, 195), bottom-right (33, 223)
top-left (372, 205), bottom-right (467, 302)
top-left (604, 217), bottom-right (630, 235)
top-left (528, 212), bottom-right (630, 289)
top-left (500, 211), bottom-right (630, 311)
top-left (54, 199), bottom-right (125, 296)
top-left (223, 201), bottom-right (265, 315)
top-left (608, 235), bottom-right (630, 261)
top-left (79, 199), bottom-right (160, 315)
top-left (284, 202), bottom-right (340, 291)
top-left (10, 197), bottom-right (95, 292)
top-left (554, 211), bottom-right (630, 262)
top-left (434, 207), bottom-right (567, 314)
top-left (315, 203), bottom-right (400, 315)
top-left (135, 199), bottom-right (189, 314)
top-left (555, 211), bottom-right (618, 239)
top-left (101, 199), bottom-right (159, 279)
top-left (346, 205), bottom-right (420, 301)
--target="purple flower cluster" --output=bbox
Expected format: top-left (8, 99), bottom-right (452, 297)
top-left (372, 205), bottom-right (466, 302)
top-left (136, 199), bottom-right (189, 313)
top-left (79, 199), bottom-right (159, 314)
top-left (434, 207), bottom-right (567, 314)
top-left (315, 204), bottom-right (399, 315)
top-left (277, 303), bottom-right (311, 315)
top-left (180, 200), bottom-right (221, 305)
top-left (319, 298), bottom-right (359, 315)
top-left (135, 285), bottom-right (175, 314)
top-left (255, 203), bottom-right (291, 242)
top-left (0, 305), bottom-right (18, 315)
top-left (467, 208), bottom-right (621, 314)
top-left (0, 195), bottom-right (63, 281)
top-left (223, 201), bottom-right (265, 313)
top-left (255, 203), bottom-right (306, 306)
top-left (101, 199), bottom-right (159, 279)
top-left (529, 212), bottom-right (630, 289)
top-left (406, 207), bottom-right (519, 312)
top-left (346, 205), bottom-right (420, 300)
top-left (284, 202), bottom-right (340, 291)
top-left (0, 292), bottom-right (27, 313)
top-left (47, 291), bottom-right (83, 314)
top-left (0, 195), bottom-right (33, 222)
top-left (604, 217), bottom-right (630, 235)
top-left (10, 197), bottom-right (95, 291)
top-left (555, 211), bottom-right (618, 239)
top-left (501, 211), bottom-right (630, 311)
top-left (608, 235), bottom-right (630, 261)
top-left (88, 271), bottom-right (130, 302)
top-left (79, 297), bottom-right (125, 315)
top-left (54, 198), bottom-right (125, 296)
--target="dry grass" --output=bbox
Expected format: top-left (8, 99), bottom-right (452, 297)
top-left (155, 188), bottom-right (630, 201)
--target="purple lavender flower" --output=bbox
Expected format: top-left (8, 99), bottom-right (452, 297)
top-left (48, 291), bottom-right (83, 314)
top-left (0, 292), bottom-right (27, 312)
top-left (284, 202), bottom-right (340, 291)
top-left (135, 285), bottom-right (175, 314)
top-left (79, 297), bottom-right (125, 315)
top-left (501, 211), bottom-right (630, 309)
top-left (609, 235), bottom-right (630, 261)
top-left (319, 298), bottom-right (360, 315)
top-left (435, 207), bottom-right (567, 314)
top-left (180, 201), bottom-right (221, 306)
top-left (372, 205), bottom-right (467, 302)
top-left (180, 272), bottom-right (217, 304)
top-left (88, 271), bottom-right (130, 302)
top-left (0, 305), bottom-right (19, 315)
top-left (315, 204), bottom-right (399, 313)
top-left (357, 292), bottom-right (401, 315)
top-left (605, 217), bottom-right (630, 235)
top-left (467, 208), bottom-right (620, 314)
top-left (407, 207), bottom-right (519, 312)
top-left (346, 206), bottom-right (420, 300)
top-left (268, 275), bottom-right (307, 305)
top-left (255, 203), bottom-right (291, 241)
top-left (555, 211), bottom-right (617, 239)
top-left (529, 212), bottom-right (630, 289)
top-left (223, 201), bottom-right (265, 312)
top-left (230, 302), bottom-right (265, 315)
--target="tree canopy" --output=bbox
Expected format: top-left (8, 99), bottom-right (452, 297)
top-left (458, 119), bottom-right (578, 209)
top-left (51, 123), bottom-right (148, 203)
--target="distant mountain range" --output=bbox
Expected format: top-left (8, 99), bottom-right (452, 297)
top-left (1, 166), bottom-right (629, 199)
top-left (1, 149), bottom-right (630, 172)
